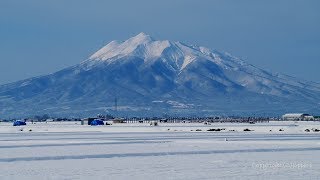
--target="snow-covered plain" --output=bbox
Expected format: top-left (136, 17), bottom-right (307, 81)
top-left (0, 121), bottom-right (320, 180)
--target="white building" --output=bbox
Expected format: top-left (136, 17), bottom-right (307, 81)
top-left (282, 113), bottom-right (314, 121)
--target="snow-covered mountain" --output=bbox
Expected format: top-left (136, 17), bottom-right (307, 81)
top-left (1, 32), bottom-right (320, 118)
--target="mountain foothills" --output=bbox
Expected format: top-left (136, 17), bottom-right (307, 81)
top-left (1, 33), bottom-right (320, 118)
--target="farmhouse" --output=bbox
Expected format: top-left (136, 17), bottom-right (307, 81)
top-left (282, 113), bottom-right (314, 121)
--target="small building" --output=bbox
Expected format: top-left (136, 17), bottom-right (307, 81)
top-left (90, 119), bottom-right (104, 126)
top-left (81, 118), bottom-right (97, 125)
top-left (112, 118), bottom-right (125, 123)
top-left (13, 120), bottom-right (27, 126)
top-left (282, 113), bottom-right (314, 121)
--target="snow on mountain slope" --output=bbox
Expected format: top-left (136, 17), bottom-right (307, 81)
top-left (0, 33), bottom-right (319, 118)
top-left (90, 33), bottom-right (169, 61)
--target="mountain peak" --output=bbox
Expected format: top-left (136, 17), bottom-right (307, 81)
top-left (89, 33), bottom-right (163, 61)
top-left (136, 32), bottom-right (149, 37)
top-left (128, 32), bottom-right (154, 43)
top-left (88, 33), bottom-right (221, 70)
top-left (135, 32), bottom-right (152, 39)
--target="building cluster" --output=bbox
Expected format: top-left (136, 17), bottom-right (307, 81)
top-left (282, 113), bottom-right (315, 121)
top-left (79, 116), bottom-right (273, 125)
top-left (1, 113), bottom-right (319, 124)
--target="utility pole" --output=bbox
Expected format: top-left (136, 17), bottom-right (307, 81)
top-left (114, 97), bottom-right (118, 118)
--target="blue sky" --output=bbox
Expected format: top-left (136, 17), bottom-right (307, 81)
top-left (0, 0), bottom-right (319, 84)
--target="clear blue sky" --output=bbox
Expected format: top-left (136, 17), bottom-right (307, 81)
top-left (0, 0), bottom-right (319, 84)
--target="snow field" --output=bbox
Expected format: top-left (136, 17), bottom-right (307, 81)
top-left (0, 121), bottom-right (319, 180)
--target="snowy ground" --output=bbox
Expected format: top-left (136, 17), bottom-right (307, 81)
top-left (0, 121), bottom-right (320, 180)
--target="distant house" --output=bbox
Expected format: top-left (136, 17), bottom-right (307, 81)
top-left (13, 120), bottom-right (27, 126)
top-left (282, 113), bottom-right (314, 121)
top-left (90, 119), bottom-right (104, 126)
top-left (113, 118), bottom-right (125, 123)
top-left (81, 118), bottom-right (97, 125)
